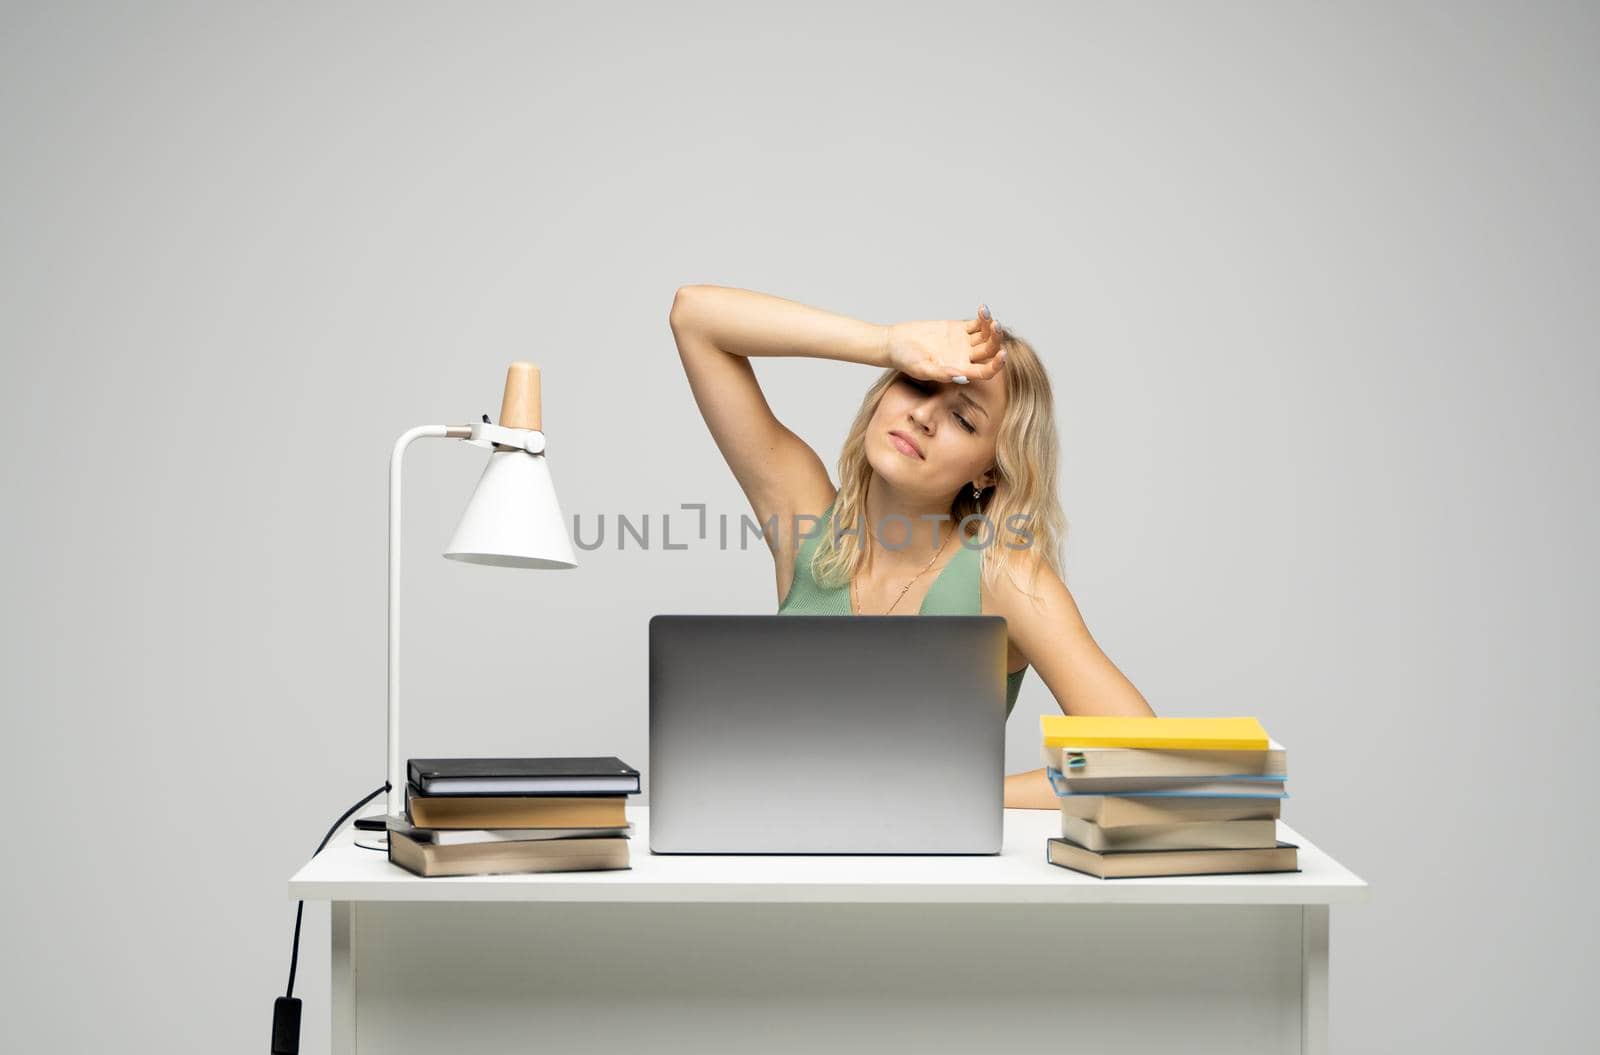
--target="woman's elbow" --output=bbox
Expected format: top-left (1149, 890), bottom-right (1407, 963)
top-left (670, 284), bottom-right (721, 332)
top-left (669, 285), bottom-right (697, 331)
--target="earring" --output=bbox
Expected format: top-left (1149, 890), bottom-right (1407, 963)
top-left (972, 485), bottom-right (982, 501)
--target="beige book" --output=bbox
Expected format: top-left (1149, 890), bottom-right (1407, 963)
top-left (407, 794), bottom-right (627, 830)
top-left (388, 831), bottom-right (630, 877)
top-left (1047, 837), bottom-right (1299, 879)
top-left (1058, 795), bottom-right (1281, 828)
top-left (1043, 739), bottom-right (1286, 779)
top-left (1061, 814), bottom-right (1279, 852)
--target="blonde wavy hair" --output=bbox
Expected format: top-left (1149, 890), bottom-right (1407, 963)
top-left (808, 327), bottom-right (1066, 603)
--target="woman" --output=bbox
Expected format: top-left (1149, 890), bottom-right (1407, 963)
top-left (668, 285), bottom-right (1154, 808)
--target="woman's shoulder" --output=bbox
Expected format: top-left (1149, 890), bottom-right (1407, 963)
top-left (981, 547), bottom-right (1070, 630)
top-left (984, 544), bottom-right (1062, 597)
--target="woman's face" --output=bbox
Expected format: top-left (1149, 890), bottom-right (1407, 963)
top-left (867, 371), bottom-right (1008, 499)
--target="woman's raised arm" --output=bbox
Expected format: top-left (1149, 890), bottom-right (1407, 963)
top-left (667, 285), bottom-right (883, 550)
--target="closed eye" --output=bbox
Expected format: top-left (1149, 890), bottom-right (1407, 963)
top-left (900, 375), bottom-right (977, 434)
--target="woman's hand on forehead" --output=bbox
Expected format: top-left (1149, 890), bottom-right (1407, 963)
top-left (885, 303), bottom-right (1007, 385)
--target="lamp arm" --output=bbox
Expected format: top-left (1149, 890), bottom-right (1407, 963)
top-left (388, 424), bottom-right (473, 820)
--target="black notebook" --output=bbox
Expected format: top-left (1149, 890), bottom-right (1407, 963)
top-left (407, 757), bottom-right (641, 796)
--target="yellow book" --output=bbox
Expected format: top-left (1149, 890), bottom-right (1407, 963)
top-left (1040, 715), bottom-right (1270, 750)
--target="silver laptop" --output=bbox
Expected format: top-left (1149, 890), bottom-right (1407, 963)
top-left (648, 614), bottom-right (1008, 854)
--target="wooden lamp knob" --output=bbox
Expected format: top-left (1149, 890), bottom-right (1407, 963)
top-left (499, 362), bottom-right (542, 431)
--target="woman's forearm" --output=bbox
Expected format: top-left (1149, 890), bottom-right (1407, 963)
top-left (675, 285), bottom-right (890, 367)
top-left (1003, 767), bottom-right (1059, 810)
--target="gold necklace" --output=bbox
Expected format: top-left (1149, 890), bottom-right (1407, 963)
top-left (851, 530), bottom-right (953, 615)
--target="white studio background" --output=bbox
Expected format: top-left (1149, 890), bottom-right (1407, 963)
top-left (1, 2), bottom-right (1595, 1052)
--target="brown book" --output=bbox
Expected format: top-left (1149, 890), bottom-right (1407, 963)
top-left (1058, 794), bottom-right (1280, 828)
top-left (388, 831), bottom-right (630, 877)
top-left (1061, 814), bottom-right (1278, 852)
top-left (407, 794), bottom-right (627, 830)
top-left (1047, 836), bottom-right (1299, 879)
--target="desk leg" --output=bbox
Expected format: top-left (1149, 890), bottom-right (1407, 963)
top-left (331, 902), bottom-right (355, 1055)
top-left (1302, 905), bottom-right (1329, 1055)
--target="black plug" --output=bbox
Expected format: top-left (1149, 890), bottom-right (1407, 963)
top-left (271, 996), bottom-right (301, 1054)
top-left (275, 784), bottom-right (388, 1054)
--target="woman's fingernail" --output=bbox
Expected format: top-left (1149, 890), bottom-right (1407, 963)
top-left (979, 304), bottom-right (990, 320)
top-left (952, 374), bottom-right (968, 384)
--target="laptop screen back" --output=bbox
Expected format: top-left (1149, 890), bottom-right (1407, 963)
top-left (648, 614), bottom-right (1008, 854)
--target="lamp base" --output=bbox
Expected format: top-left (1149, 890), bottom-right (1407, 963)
top-left (353, 812), bottom-right (394, 851)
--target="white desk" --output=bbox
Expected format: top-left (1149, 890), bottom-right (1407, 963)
top-left (290, 807), bottom-right (1366, 1055)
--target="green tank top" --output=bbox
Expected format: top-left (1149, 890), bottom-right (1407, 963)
top-left (777, 499), bottom-right (1029, 718)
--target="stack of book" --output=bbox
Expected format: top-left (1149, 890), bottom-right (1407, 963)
top-left (1040, 716), bottom-right (1299, 879)
top-left (388, 756), bottom-right (641, 878)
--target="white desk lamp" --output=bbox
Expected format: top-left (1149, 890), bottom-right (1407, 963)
top-left (385, 362), bottom-right (577, 825)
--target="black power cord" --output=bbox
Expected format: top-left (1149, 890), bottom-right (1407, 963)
top-left (272, 783), bottom-right (390, 1055)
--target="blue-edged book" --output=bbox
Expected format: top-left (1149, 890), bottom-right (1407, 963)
top-left (1047, 767), bottom-right (1289, 799)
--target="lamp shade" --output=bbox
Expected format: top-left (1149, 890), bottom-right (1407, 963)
top-left (444, 448), bottom-right (578, 568)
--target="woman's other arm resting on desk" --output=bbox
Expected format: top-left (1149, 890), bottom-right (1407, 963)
top-left (992, 552), bottom-right (1154, 809)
